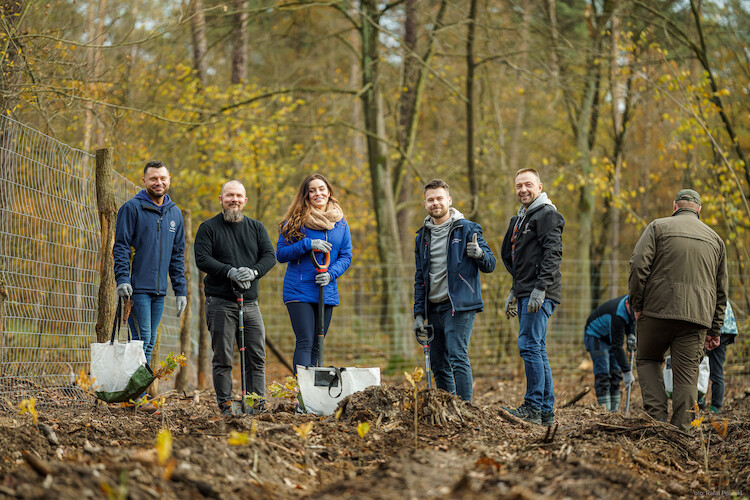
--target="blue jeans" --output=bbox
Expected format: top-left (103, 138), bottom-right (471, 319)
top-left (517, 297), bottom-right (556, 412)
top-left (286, 302), bottom-right (334, 371)
top-left (707, 333), bottom-right (735, 409)
top-left (128, 293), bottom-right (165, 364)
top-left (427, 301), bottom-right (476, 401)
top-left (584, 334), bottom-right (623, 398)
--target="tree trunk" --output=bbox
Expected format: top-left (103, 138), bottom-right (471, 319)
top-left (360, 0), bottom-right (409, 360)
top-left (231, 0), bottom-right (249, 84)
top-left (190, 0), bottom-right (209, 86)
top-left (95, 148), bottom-right (117, 343)
top-left (175, 209), bottom-right (192, 392)
top-left (465, 0), bottom-right (479, 221)
top-left (508, 2), bottom-right (531, 174)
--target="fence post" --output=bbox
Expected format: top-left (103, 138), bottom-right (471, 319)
top-left (175, 209), bottom-right (192, 392)
top-left (95, 148), bottom-right (117, 343)
top-left (0, 276), bottom-right (6, 370)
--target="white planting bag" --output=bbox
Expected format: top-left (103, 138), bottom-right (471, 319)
top-left (297, 366), bottom-right (380, 416)
top-left (663, 355), bottom-right (710, 398)
top-left (90, 339), bottom-right (147, 393)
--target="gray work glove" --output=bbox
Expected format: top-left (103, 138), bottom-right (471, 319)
top-left (504, 290), bottom-right (517, 319)
top-left (315, 272), bottom-right (331, 286)
top-left (116, 283), bottom-right (133, 298)
top-left (413, 315), bottom-right (426, 334)
top-left (527, 288), bottom-right (546, 313)
top-left (238, 267), bottom-right (256, 282)
top-left (227, 267), bottom-right (253, 290)
top-left (626, 333), bottom-right (637, 352)
top-left (466, 233), bottom-right (484, 259)
top-left (623, 371), bottom-right (635, 386)
top-left (176, 296), bottom-right (187, 317)
top-left (310, 239), bottom-right (332, 253)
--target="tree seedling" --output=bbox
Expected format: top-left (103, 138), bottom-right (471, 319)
top-left (404, 367), bottom-right (425, 448)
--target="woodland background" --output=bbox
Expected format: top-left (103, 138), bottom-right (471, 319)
top-left (0, 0), bottom-right (748, 382)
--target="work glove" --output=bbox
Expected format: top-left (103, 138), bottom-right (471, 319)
top-left (466, 233), bottom-right (484, 259)
top-left (238, 267), bottom-right (256, 283)
top-left (527, 288), bottom-right (546, 313)
top-left (504, 290), bottom-right (517, 319)
top-left (626, 333), bottom-right (637, 352)
top-left (413, 315), bottom-right (426, 334)
top-left (310, 239), bottom-right (332, 253)
top-left (315, 272), bottom-right (331, 286)
top-left (176, 296), bottom-right (187, 317)
top-left (116, 283), bottom-right (133, 298)
top-left (623, 371), bottom-right (635, 386)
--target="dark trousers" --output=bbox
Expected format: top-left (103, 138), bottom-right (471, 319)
top-left (286, 302), bottom-right (334, 372)
top-left (205, 296), bottom-right (267, 406)
top-left (707, 333), bottom-right (735, 409)
top-left (636, 315), bottom-right (704, 431)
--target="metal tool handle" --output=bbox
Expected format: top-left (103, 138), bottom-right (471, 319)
top-left (235, 289), bottom-right (247, 414)
top-left (311, 250), bottom-right (330, 367)
top-left (416, 325), bottom-right (434, 389)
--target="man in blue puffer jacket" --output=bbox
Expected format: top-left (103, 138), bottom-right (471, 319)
top-left (413, 179), bottom-right (496, 402)
top-left (113, 161), bottom-right (187, 364)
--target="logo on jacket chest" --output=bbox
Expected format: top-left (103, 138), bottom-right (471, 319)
top-left (521, 223), bottom-right (531, 235)
top-left (451, 237), bottom-right (462, 245)
top-left (169, 220), bottom-right (177, 233)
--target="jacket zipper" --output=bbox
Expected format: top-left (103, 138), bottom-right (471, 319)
top-left (458, 273), bottom-right (475, 294)
top-left (157, 213), bottom-right (163, 292)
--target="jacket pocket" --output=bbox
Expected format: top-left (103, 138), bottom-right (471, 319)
top-left (458, 274), bottom-right (475, 295)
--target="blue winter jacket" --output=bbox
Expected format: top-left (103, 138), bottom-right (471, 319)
top-left (414, 219), bottom-right (496, 318)
top-left (276, 219), bottom-right (353, 305)
top-left (113, 190), bottom-right (187, 296)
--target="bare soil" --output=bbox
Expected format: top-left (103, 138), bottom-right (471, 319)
top-left (1, 371), bottom-right (749, 499)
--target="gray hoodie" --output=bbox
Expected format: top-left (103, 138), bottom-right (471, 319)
top-left (424, 208), bottom-right (465, 303)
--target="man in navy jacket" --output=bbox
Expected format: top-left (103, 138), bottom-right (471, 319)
top-left (413, 179), bottom-right (495, 402)
top-left (113, 161), bottom-right (187, 365)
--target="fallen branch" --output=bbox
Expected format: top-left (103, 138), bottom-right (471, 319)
top-left (561, 386), bottom-right (591, 408)
top-left (498, 408), bottom-right (534, 428)
top-left (22, 451), bottom-right (53, 476)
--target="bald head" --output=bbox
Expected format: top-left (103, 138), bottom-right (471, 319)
top-left (219, 180), bottom-right (248, 223)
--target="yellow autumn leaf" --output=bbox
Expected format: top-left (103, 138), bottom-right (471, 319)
top-left (228, 431), bottom-right (250, 446)
top-left (155, 428), bottom-right (172, 466)
top-left (404, 371), bottom-right (414, 387)
top-left (357, 421), bottom-right (370, 439)
top-left (293, 421), bottom-right (314, 440)
top-left (18, 398), bottom-right (38, 426)
top-left (412, 367), bottom-right (425, 383)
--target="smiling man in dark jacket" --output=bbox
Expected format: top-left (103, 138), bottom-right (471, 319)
top-left (501, 168), bottom-right (564, 426)
top-left (113, 161), bottom-right (187, 365)
top-left (413, 179), bottom-right (496, 402)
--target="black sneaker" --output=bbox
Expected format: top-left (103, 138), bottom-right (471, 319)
top-left (502, 403), bottom-right (542, 425)
top-left (219, 401), bottom-right (234, 416)
top-left (541, 411), bottom-right (554, 427)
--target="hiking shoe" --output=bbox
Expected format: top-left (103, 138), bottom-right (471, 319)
top-left (697, 397), bottom-right (706, 410)
top-left (219, 401), bottom-right (234, 416)
top-left (502, 403), bottom-right (541, 425)
top-left (244, 400), bottom-right (267, 415)
top-left (541, 411), bottom-right (554, 427)
top-left (708, 405), bottom-right (720, 414)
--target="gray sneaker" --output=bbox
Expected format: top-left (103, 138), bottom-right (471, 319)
top-left (541, 411), bottom-right (554, 427)
top-left (502, 403), bottom-right (542, 425)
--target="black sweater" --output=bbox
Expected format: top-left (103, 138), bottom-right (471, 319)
top-left (194, 213), bottom-right (276, 301)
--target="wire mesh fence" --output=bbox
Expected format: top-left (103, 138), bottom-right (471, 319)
top-left (0, 114), bottom-right (747, 408)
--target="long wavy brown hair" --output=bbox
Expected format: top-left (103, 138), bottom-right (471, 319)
top-left (279, 174), bottom-right (341, 242)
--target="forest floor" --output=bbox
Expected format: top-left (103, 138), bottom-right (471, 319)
top-left (1, 365), bottom-right (749, 500)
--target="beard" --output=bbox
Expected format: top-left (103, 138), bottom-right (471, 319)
top-left (222, 207), bottom-right (244, 223)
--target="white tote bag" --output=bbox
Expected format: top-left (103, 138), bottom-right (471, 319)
top-left (297, 366), bottom-right (380, 416)
top-left (663, 355), bottom-right (710, 398)
top-left (90, 339), bottom-right (147, 393)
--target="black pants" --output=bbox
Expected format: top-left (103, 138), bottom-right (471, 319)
top-left (707, 333), bottom-right (736, 409)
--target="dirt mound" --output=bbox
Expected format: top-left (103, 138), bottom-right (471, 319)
top-left (1, 379), bottom-right (748, 499)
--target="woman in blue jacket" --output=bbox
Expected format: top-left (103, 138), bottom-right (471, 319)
top-left (277, 174), bottom-right (353, 372)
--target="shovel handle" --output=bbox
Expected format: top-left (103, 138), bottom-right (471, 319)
top-left (415, 324), bottom-right (435, 346)
top-left (311, 250), bottom-right (330, 272)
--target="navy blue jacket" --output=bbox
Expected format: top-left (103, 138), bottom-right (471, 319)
top-left (113, 190), bottom-right (187, 296)
top-left (413, 219), bottom-right (495, 318)
top-left (584, 295), bottom-right (634, 371)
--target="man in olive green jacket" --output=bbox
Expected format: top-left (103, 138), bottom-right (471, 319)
top-left (629, 189), bottom-right (727, 431)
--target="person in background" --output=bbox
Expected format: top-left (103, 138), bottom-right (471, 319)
top-left (276, 174), bottom-right (353, 375)
top-left (501, 168), bottom-right (565, 426)
top-left (412, 179), bottom-right (496, 402)
top-left (195, 180), bottom-right (276, 416)
top-left (584, 294), bottom-right (637, 412)
top-left (629, 188), bottom-right (727, 431)
top-left (113, 160), bottom-right (187, 365)
top-left (700, 299), bottom-right (739, 413)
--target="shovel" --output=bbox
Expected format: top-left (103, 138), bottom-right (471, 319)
top-left (624, 349), bottom-right (636, 416)
top-left (415, 324), bottom-right (435, 389)
top-left (234, 286), bottom-right (248, 415)
top-left (310, 249), bottom-right (331, 367)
